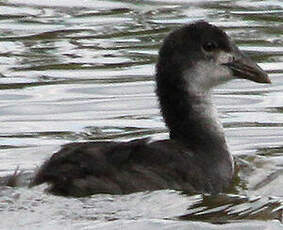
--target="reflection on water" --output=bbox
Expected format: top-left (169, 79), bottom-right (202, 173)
top-left (0, 0), bottom-right (283, 229)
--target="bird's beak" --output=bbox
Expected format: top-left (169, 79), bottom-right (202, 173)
top-left (224, 48), bottom-right (271, 84)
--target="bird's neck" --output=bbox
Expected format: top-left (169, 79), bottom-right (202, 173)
top-left (156, 67), bottom-right (232, 161)
top-left (157, 70), bottom-right (234, 188)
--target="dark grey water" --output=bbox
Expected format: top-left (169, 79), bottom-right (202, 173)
top-left (0, 0), bottom-right (283, 229)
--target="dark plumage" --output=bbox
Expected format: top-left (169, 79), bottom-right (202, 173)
top-left (30, 21), bottom-right (270, 197)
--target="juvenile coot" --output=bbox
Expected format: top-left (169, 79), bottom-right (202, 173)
top-left (30, 21), bottom-right (270, 196)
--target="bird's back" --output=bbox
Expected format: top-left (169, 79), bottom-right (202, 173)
top-left (30, 139), bottom-right (221, 196)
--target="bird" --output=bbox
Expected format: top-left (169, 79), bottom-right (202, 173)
top-left (29, 21), bottom-right (270, 197)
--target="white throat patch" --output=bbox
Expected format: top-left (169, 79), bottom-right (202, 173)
top-left (183, 52), bottom-right (234, 94)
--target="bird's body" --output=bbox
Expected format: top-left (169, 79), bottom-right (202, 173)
top-left (32, 139), bottom-right (228, 196)
top-left (30, 21), bottom-right (270, 196)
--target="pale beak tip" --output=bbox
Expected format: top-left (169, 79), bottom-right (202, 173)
top-left (261, 73), bottom-right (271, 84)
top-left (266, 77), bottom-right (272, 84)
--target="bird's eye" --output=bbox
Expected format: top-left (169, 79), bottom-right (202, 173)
top-left (202, 41), bottom-right (217, 52)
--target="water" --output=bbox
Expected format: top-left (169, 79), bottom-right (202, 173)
top-left (0, 0), bottom-right (283, 229)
